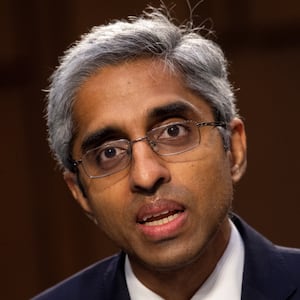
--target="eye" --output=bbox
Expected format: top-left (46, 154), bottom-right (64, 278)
top-left (97, 145), bottom-right (126, 163)
top-left (86, 141), bottom-right (129, 171)
top-left (159, 123), bottom-right (190, 140)
top-left (166, 125), bottom-right (181, 137)
top-left (101, 147), bottom-right (118, 159)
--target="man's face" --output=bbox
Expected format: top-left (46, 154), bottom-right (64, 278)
top-left (66, 59), bottom-right (246, 271)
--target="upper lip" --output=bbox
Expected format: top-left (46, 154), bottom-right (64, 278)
top-left (136, 199), bottom-right (185, 224)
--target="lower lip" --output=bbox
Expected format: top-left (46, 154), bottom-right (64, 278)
top-left (137, 211), bottom-right (188, 241)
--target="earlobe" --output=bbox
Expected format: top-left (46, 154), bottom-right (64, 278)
top-left (229, 118), bottom-right (247, 183)
top-left (63, 171), bottom-right (94, 216)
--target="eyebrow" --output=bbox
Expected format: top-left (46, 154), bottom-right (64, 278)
top-left (148, 101), bottom-right (198, 122)
top-left (81, 127), bottom-right (121, 154)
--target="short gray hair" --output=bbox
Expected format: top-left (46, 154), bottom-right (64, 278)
top-left (46, 8), bottom-right (238, 171)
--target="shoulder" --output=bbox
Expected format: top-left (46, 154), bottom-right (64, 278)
top-left (231, 214), bottom-right (300, 297)
top-left (31, 253), bottom-right (128, 300)
top-left (275, 245), bottom-right (300, 281)
top-left (232, 214), bottom-right (300, 267)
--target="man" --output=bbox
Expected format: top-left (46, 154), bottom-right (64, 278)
top-left (33, 7), bottom-right (300, 300)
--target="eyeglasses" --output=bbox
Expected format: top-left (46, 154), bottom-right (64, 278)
top-left (72, 120), bottom-right (227, 178)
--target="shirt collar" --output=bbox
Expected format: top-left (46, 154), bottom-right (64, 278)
top-left (125, 219), bottom-right (245, 300)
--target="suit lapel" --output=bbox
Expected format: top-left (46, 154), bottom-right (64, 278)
top-left (101, 252), bottom-right (131, 300)
top-left (232, 215), bottom-right (296, 300)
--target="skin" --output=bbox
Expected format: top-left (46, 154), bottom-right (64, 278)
top-left (64, 58), bottom-right (247, 299)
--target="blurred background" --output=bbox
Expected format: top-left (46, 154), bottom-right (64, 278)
top-left (1, 0), bottom-right (299, 299)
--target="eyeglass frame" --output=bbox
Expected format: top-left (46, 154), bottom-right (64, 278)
top-left (71, 120), bottom-right (227, 179)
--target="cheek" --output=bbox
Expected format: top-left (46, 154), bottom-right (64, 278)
top-left (175, 155), bottom-right (233, 205)
top-left (85, 180), bottom-right (130, 230)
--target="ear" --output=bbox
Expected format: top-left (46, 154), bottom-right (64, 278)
top-left (63, 171), bottom-right (95, 218)
top-left (229, 118), bottom-right (247, 183)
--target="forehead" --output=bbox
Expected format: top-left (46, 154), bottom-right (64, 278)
top-left (72, 59), bottom-right (214, 151)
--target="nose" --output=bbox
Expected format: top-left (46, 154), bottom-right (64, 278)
top-left (129, 140), bottom-right (171, 194)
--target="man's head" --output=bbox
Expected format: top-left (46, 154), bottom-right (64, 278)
top-left (47, 9), bottom-right (238, 171)
top-left (46, 8), bottom-right (246, 274)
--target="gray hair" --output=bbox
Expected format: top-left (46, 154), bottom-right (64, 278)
top-left (46, 8), bottom-right (238, 171)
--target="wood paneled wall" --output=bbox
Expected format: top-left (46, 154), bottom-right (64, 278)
top-left (1, 1), bottom-right (299, 299)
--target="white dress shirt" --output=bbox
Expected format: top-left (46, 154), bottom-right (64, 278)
top-left (125, 220), bottom-right (245, 299)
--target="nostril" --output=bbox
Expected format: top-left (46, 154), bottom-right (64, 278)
top-left (133, 177), bottom-right (167, 195)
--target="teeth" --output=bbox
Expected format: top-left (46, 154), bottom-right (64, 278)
top-left (153, 210), bottom-right (169, 218)
top-left (142, 210), bottom-right (170, 222)
top-left (143, 212), bottom-right (180, 226)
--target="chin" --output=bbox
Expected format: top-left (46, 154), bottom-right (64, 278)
top-left (130, 240), bottom-right (207, 273)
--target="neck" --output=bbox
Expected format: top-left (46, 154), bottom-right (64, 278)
top-left (129, 218), bottom-right (231, 300)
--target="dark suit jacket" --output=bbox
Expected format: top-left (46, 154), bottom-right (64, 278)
top-left (32, 215), bottom-right (300, 299)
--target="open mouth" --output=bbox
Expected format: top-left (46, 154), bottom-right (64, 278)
top-left (138, 209), bottom-right (185, 226)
